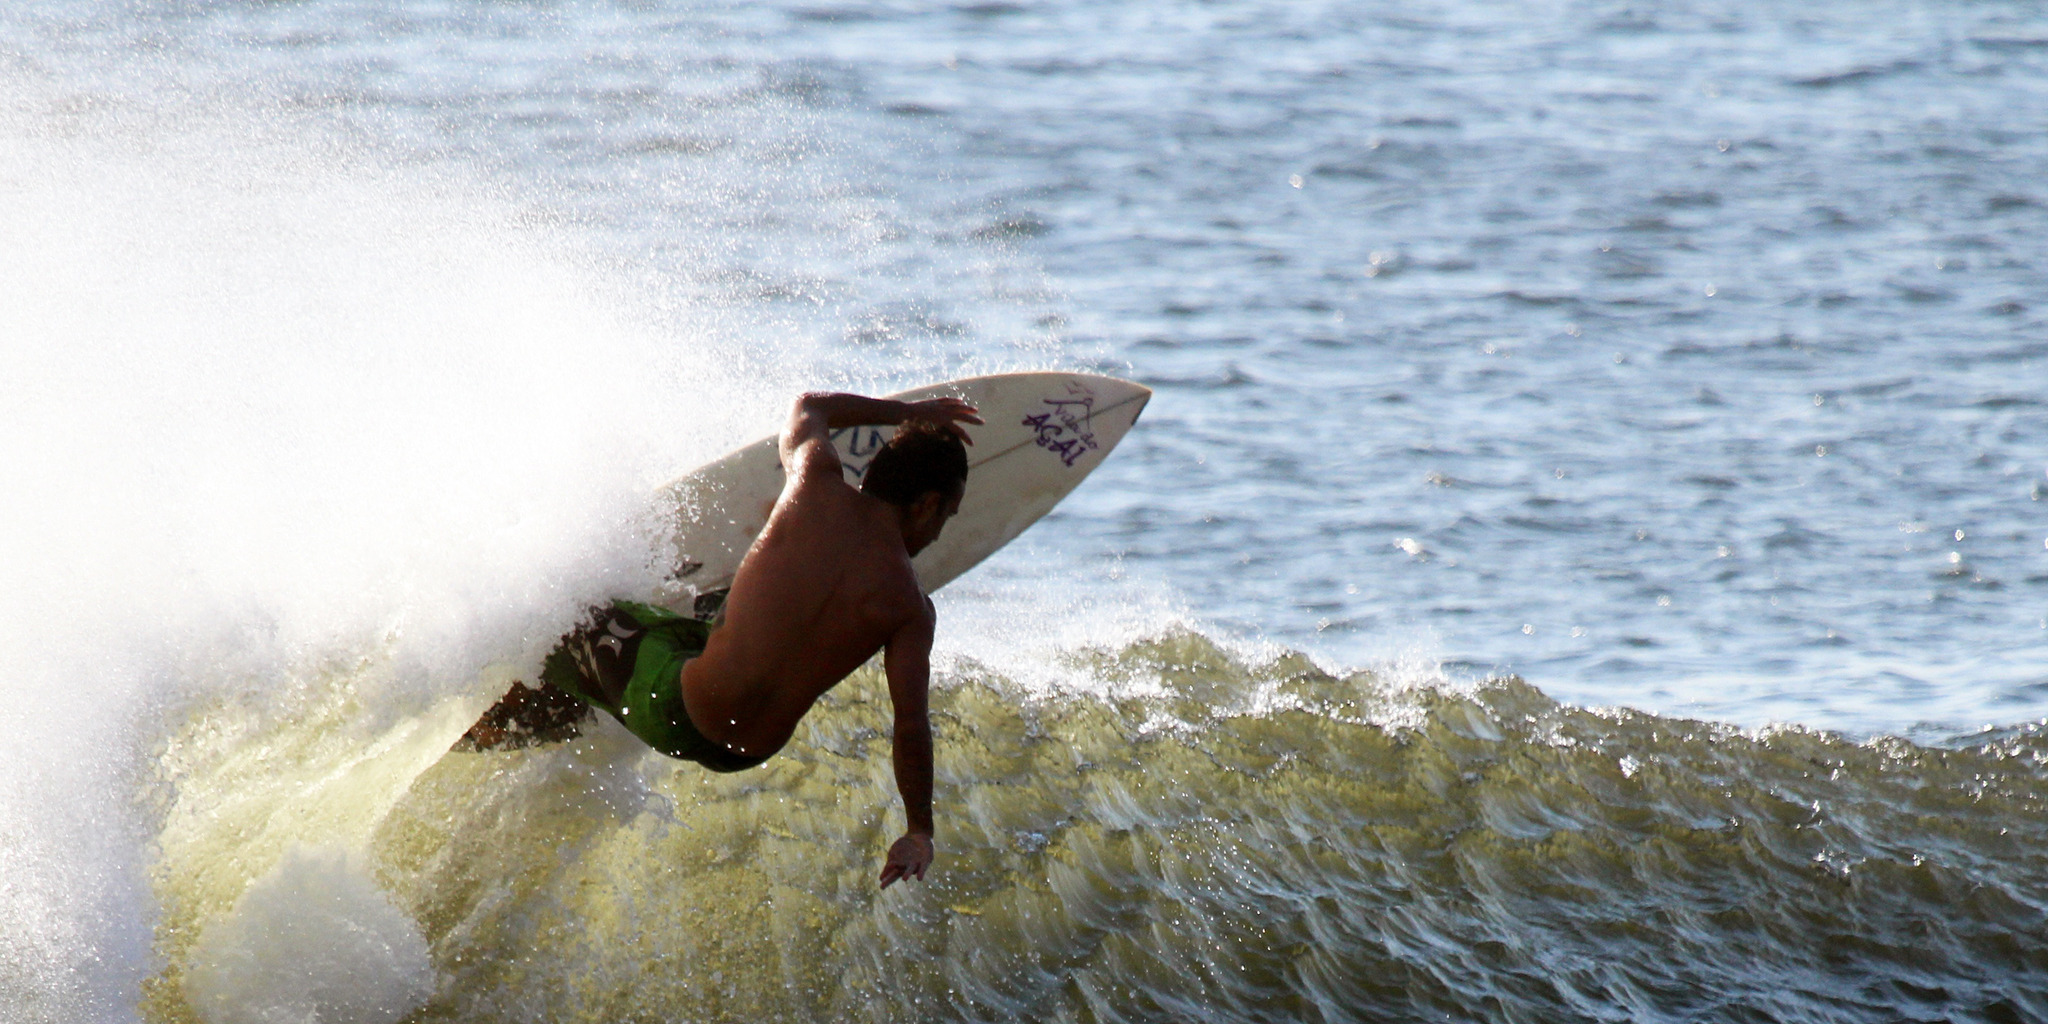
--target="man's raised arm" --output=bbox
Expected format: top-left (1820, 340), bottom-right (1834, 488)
top-left (779, 392), bottom-right (983, 474)
top-left (877, 599), bottom-right (937, 889)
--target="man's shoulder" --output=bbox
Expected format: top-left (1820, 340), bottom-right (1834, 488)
top-left (823, 527), bottom-right (924, 634)
top-left (785, 432), bottom-right (853, 488)
top-left (859, 558), bottom-right (928, 626)
top-left (770, 456), bottom-right (867, 525)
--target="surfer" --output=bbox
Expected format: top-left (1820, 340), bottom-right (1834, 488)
top-left (460, 391), bottom-right (982, 888)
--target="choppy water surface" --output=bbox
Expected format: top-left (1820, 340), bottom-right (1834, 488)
top-left (17, 0), bottom-right (2046, 728)
top-left (143, 639), bottom-right (2048, 1024)
top-left (25, 0), bottom-right (2046, 729)
top-left (752, 0), bottom-right (2048, 729)
top-left (5, 0), bottom-right (2048, 1021)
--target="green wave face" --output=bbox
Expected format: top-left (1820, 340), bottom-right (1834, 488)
top-left (148, 632), bottom-right (2048, 1023)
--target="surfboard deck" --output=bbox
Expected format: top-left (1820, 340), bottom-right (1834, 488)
top-left (654, 372), bottom-right (1150, 617)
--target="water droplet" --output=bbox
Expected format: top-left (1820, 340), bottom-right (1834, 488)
top-left (1953, 529), bottom-right (1965, 541)
top-left (1287, 173), bottom-right (1303, 189)
top-left (1521, 624), bottom-right (1534, 634)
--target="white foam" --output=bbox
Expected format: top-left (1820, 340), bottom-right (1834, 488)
top-left (932, 541), bottom-right (1195, 699)
top-left (0, 79), bottom-right (775, 1021)
top-left (184, 845), bottom-right (432, 1024)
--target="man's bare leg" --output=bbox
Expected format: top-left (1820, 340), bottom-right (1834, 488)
top-left (455, 604), bottom-right (671, 752)
top-left (453, 680), bottom-right (592, 752)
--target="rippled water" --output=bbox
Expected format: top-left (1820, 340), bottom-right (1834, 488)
top-left (146, 637), bottom-right (2048, 1023)
top-left (18, 0), bottom-right (2044, 729)
top-left (756, 0), bottom-right (2048, 730)
top-left (5, 0), bottom-right (2048, 1021)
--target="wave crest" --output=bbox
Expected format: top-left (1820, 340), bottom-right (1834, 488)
top-left (145, 630), bottom-right (2048, 1022)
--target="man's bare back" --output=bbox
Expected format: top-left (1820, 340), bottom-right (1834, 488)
top-left (687, 392), bottom-right (976, 884)
top-left (461, 391), bottom-right (979, 888)
top-left (681, 429), bottom-right (934, 762)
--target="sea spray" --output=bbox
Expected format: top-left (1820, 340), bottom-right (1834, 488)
top-left (0, 74), bottom-right (780, 1023)
top-left (0, 68), bottom-right (1072, 1020)
top-left (182, 845), bottom-right (432, 1024)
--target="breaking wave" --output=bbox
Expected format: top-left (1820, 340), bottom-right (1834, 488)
top-left (141, 630), bottom-right (2048, 1024)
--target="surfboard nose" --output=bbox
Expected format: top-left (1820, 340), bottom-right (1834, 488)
top-left (1126, 385), bottom-right (1151, 426)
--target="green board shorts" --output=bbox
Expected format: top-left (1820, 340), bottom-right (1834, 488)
top-left (541, 600), bottom-right (769, 773)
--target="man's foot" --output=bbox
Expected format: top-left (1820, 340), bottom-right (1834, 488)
top-left (453, 681), bottom-right (592, 752)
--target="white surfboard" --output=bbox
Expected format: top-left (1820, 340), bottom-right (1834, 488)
top-left (654, 372), bottom-right (1150, 617)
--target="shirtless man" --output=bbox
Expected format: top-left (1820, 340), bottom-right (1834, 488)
top-left (459, 392), bottom-right (982, 889)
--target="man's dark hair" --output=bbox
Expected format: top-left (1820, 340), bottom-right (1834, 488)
top-left (862, 421), bottom-right (968, 507)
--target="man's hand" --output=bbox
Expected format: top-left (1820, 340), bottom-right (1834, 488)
top-left (879, 831), bottom-right (935, 889)
top-left (784, 393), bottom-right (984, 470)
top-left (901, 397), bottom-right (983, 445)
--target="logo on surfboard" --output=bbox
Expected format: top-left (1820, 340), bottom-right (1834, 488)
top-left (830, 425), bottom-right (891, 479)
top-left (1023, 381), bottom-right (1100, 468)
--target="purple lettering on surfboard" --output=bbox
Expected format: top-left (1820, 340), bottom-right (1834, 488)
top-left (1023, 380), bottom-right (1101, 468)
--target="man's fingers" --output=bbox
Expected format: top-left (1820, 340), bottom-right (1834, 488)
top-left (916, 398), bottom-right (980, 420)
top-left (907, 399), bottom-right (982, 441)
top-left (879, 850), bottom-right (933, 888)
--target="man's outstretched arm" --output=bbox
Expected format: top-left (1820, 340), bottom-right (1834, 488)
top-left (878, 599), bottom-right (937, 888)
top-left (779, 392), bottom-right (982, 475)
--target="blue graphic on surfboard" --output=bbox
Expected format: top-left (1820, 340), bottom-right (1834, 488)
top-left (658, 372), bottom-right (1150, 617)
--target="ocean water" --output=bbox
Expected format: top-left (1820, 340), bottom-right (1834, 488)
top-left (2, 1), bottom-right (2045, 1022)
